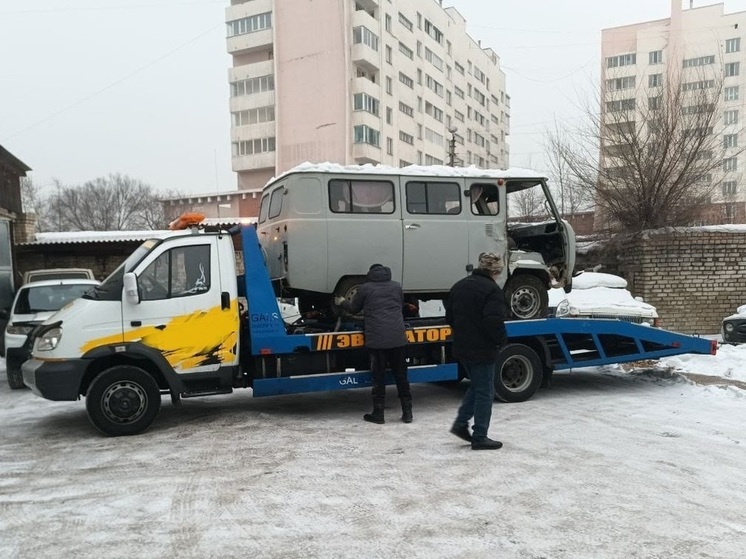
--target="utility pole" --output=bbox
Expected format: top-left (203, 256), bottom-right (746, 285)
top-left (447, 127), bottom-right (457, 166)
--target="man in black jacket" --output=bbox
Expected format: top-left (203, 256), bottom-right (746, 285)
top-left (445, 252), bottom-right (507, 450)
top-left (337, 264), bottom-right (412, 424)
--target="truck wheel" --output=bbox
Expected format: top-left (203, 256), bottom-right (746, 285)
top-left (494, 343), bottom-right (542, 403)
top-left (333, 277), bottom-right (366, 318)
top-left (86, 365), bottom-right (161, 436)
top-left (505, 274), bottom-right (548, 320)
top-left (6, 367), bottom-right (25, 390)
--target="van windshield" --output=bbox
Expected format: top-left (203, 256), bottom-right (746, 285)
top-left (14, 284), bottom-right (95, 314)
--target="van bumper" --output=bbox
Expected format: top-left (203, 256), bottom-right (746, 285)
top-left (22, 358), bottom-right (87, 401)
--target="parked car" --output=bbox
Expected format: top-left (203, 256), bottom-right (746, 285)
top-left (22, 268), bottom-right (95, 283)
top-left (548, 272), bottom-right (659, 326)
top-left (3, 278), bottom-right (100, 389)
top-left (721, 304), bottom-right (746, 343)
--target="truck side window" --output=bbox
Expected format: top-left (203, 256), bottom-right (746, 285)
top-left (140, 245), bottom-right (211, 301)
top-left (268, 187), bottom-right (284, 219)
top-left (328, 179), bottom-right (395, 214)
top-left (470, 183), bottom-right (499, 216)
top-left (405, 181), bottom-right (460, 214)
top-left (258, 194), bottom-right (270, 224)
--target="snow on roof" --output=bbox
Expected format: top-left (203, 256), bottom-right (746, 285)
top-left (266, 161), bottom-right (547, 187)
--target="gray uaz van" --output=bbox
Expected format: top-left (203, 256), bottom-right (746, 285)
top-left (256, 163), bottom-right (575, 320)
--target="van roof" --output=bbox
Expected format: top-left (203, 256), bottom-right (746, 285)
top-left (266, 162), bottom-right (547, 189)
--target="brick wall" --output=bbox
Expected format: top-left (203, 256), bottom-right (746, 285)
top-left (578, 229), bottom-right (746, 334)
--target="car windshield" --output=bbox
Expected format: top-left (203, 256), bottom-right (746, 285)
top-left (13, 284), bottom-right (96, 314)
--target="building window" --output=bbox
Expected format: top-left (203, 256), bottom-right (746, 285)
top-left (648, 96), bottom-right (661, 110)
top-left (682, 80), bottom-right (715, 91)
top-left (399, 130), bottom-right (414, 145)
top-left (723, 156), bottom-right (738, 172)
top-left (724, 133), bottom-right (738, 148)
top-left (723, 181), bottom-right (738, 195)
top-left (425, 47), bottom-right (444, 71)
top-left (386, 77), bottom-right (392, 95)
top-left (649, 50), bottom-right (663, 64)
top-left (454, 86), bottom-right (465, 99)
top-left (399, 42), bottom-right (414, 59)
top-left (399, 72), bottom-right (414, 89)
top-left (231, 106), bottom-right (275, 126)
top-left (227, 12), bottom-right (271, 37)
top-left (399, 101), bottom-right (414, 118)
top-left (353, 93), bottom-right (380, 116)
top-left (606, 98), bottom-right (636, 112)
top-left (424, 154), bottom-right (444, 165)
top-left (425, 74), bottom-right (444, 97)
top-left (726, 203), bottom-right (736, 222)
top-left (424, 127), bottom-right (444, 145)
top-left (387, 137), bottom-right (393, 155)
top-left (726, 38), bottom-right (741, 53)
top-left (424, 101), bottom-right (444, 122)
top-left (385, 45), bottom-right (392, 64)
top-left (398, 12), bottom-right (413, 32)
top-left (455, 62), bottom-right (465, 75)
top-left (353, 125), bottom-right (381, 146)
top-left (725, 86), bottom-right (740, 101)
top-left (386, 107), bottom-right (393, 125)
top-left (424, 19), bottom-right (443, 44)
top-left (384, 14), bottom-right (392, 33)
top-left (232, 137), bottom-right (276, 156)
top-left (352, 26), bottom-right (379, 51)
top-left (230, 74), bottom-right (274, 97)
top-left (606, 53), bottom-right (636, 68)
top-left (724, 109), bottom-right (739, 125)
top-left (648, 73), bottom-right (662, 87)
top-left (725, 62), bottom-right (740, 77)
top-left (683, 55), bottom-right (716, 67)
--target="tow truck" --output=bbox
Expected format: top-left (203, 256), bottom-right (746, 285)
top-left (22, 215), bottom-right (716, 436)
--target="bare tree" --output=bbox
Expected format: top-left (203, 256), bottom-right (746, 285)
top-left (548, 67), bottom-right (744, 232)
top-left (46, 174), bottom-right (171, 231)
top-left (544, 120), bottom-right (595, 217)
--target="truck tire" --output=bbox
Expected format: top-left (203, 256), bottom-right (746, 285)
top-left (494, 343), bottom-right (543, 403)
top-left (333, 277), bottom-right (366, 318)
top-left (6, 366), bottom-right (25, 390)
top-left (86, 365), bottom-right (161, 436)
top-left (505, 274), bottom-right (548, 320)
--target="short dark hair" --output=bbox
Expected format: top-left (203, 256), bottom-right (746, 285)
top-left (369, 263), bottom-right (384, 270)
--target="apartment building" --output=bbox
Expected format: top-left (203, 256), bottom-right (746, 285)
top-left (601, 0), bottom-right (746, 225)
top-left (225, 0), bottom-right (511, 190)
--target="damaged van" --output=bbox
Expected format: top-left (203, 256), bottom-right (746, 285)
top-left (256, 162), bottom-right (576, 320)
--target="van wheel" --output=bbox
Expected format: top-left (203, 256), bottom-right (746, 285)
top-left (6, 367), bottom-right (25, 389)
top-left (333, 277), bottom-right (366, 318)
top-left (86, 365), bottom-right (161, 436)
top-left (494, 343), bottom-right (543, 403)
top-left (505, 274), bottom-right (548, 320)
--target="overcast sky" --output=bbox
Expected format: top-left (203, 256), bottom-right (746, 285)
top-left (3, 1), bottom-right (746, 197)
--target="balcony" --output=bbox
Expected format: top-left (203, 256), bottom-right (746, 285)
top-left (232, 151), bottom-right (276, 173)
top-left (352, 76), bottom-right (382, 99)
top-left (230, 122), bottom-right (276, 143)
top-left (229, 91), bottom-right (276, 114)
top-left (227, 27), bottom-right (272, 56)
top-left (352, 142), bottom-right (381, 165)
top-left (225, 0), bottom-right (272, 25)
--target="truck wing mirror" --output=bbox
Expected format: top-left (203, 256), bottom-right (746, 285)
top-left (123, 273), bottom-right (140, 305)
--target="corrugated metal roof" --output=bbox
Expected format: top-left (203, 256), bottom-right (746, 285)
top-left (18, 218), bottom-right (256, 246)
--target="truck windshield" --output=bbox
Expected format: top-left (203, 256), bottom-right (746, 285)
top-left (14, 284), bottom-right (96, 314)
top-left (89, 239), bottom-right (163, 301)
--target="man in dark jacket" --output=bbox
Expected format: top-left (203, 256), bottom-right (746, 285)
top-left (445, 252), bottom-right (507, 450)
top-left (337, 264), bottom-right (412, 424)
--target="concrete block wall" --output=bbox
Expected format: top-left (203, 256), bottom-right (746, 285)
top-left (579, 230), bottom-right (746, 334)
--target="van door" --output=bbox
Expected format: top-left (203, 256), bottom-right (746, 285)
top-left (401, 179), bottom-right (469, 292)
top-left (122, 235), bottom-right (239, 374)
top-left (465, 180), bottom-right (509, 286)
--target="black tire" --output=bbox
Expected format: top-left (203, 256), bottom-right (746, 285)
top-left (333, 277), bottom-right (366, 318)
top-left (494, 343), bottom-right (543, 403)
top-left (505, 274), bottom-right (548, 320)
top-left (86, 365), bottom-right (161, 436)
top-left (7, 367), bottom-right (25, 390)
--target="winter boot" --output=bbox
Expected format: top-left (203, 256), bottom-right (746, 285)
top-left (471, 436), bottom-right (503, 450)
top-left (450, 422), bottom-right (472, 442)
top-left (364, 399), bottom-right (385, 424)
top-left (401, 397), bottom-right (413, 423)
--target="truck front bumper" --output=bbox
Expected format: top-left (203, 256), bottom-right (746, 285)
top-left (22, 358), bottom-right (88, 401)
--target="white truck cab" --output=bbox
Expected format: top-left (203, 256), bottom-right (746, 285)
top-left (256, 163), bottom-right (576, 319)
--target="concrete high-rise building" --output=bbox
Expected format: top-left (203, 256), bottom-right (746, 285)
top-left (225, 0), bottom-right (511, 190)
top-left (601, 1), bottom-right (746, 225)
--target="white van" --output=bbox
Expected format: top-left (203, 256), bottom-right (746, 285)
top-left (256, 163), bottom-right (576, 320)
top-left (4, 278), bottom-right (100, 388)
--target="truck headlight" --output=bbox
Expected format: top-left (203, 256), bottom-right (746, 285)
top-left (6, 324), bottom-right (35, 335)
top-left (724, 323), bottom-right (735, 333)
top-left (37, 327), bottom-right (63, 351)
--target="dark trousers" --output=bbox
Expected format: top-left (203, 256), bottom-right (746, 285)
top-left (369, 346), bottom-right (411, 401)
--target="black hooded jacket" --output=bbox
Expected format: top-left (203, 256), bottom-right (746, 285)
top-left (347, 265), bottom-right (408, 349)
top-left (445, 269), bottom-right (507, 363)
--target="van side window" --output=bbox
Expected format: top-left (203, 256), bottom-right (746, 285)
top-left (328, 179), bottom-right (395, 214)
top-left (268, 187), bottom-right (285, 219)
top-left (405, 181), bottom-right (461, 214)
top-left (140, 245), bottom-right (211, 301)
top-left (258, 194), bottom-right (270, 223)
top-left (470, 183), bottom-right (499, 216)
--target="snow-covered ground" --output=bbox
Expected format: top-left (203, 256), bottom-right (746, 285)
top-left (1, 346), bottom-right (745, 558)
